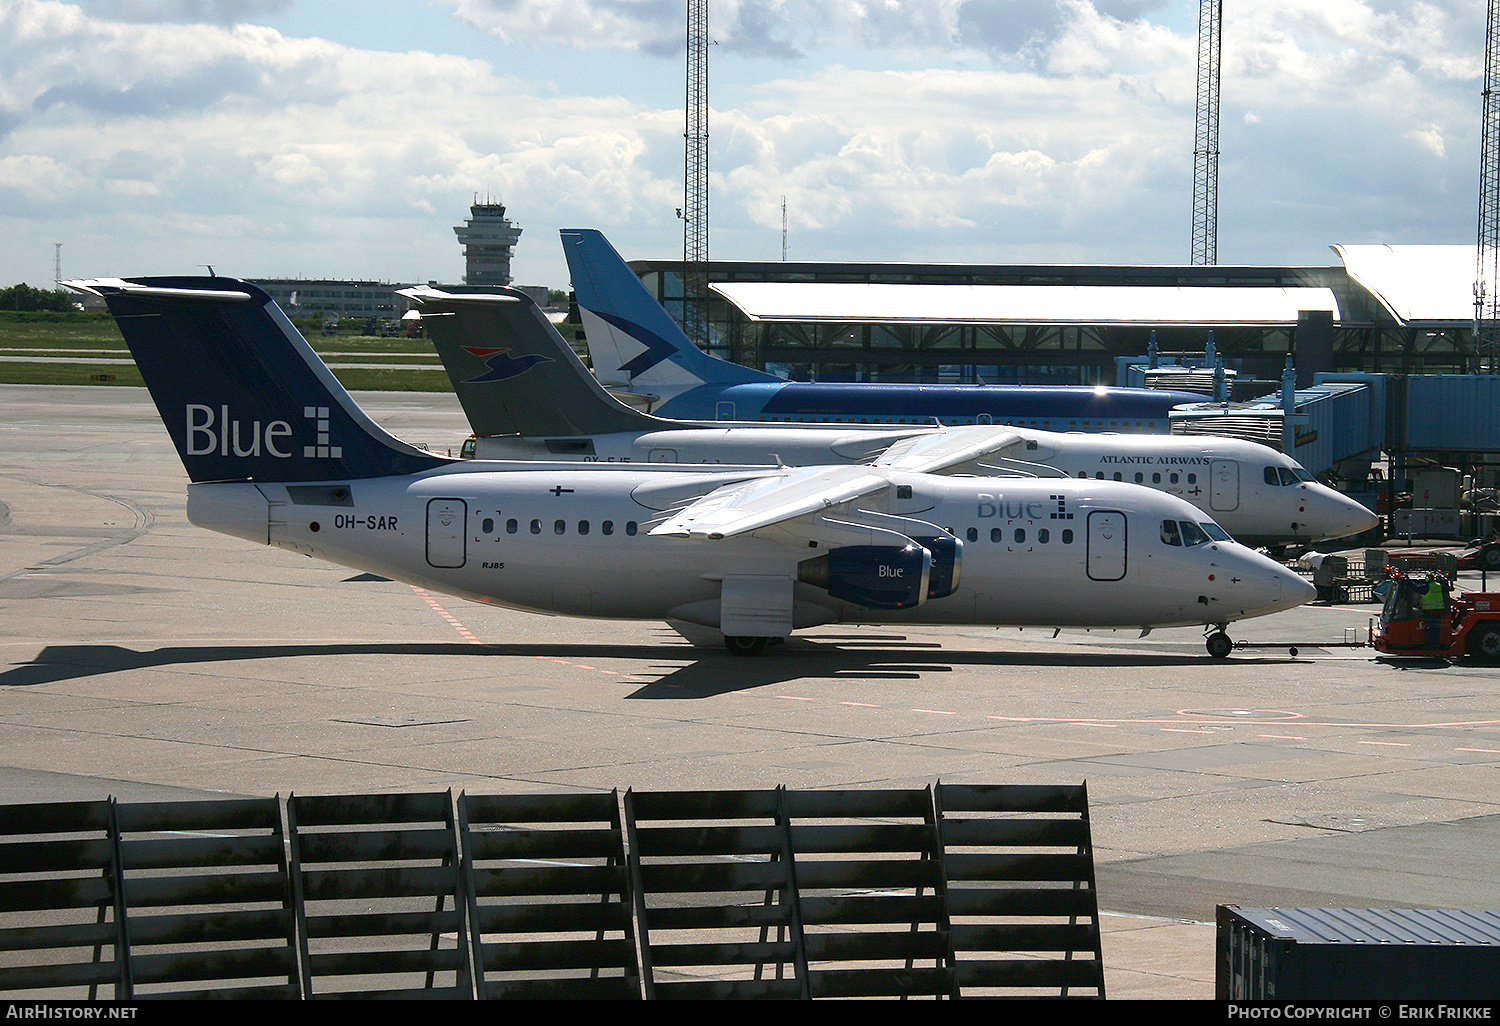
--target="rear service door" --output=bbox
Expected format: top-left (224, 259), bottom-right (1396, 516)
top-left (1087, 510), bottom-right (1127, 582)
top-left (426, 498), bottom-right (466, 568)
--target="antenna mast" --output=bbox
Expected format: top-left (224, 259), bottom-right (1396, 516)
top-left (1477, 0), bottom-right (1500, 372)
top-left (683, 0), bottom-right (710, 346)
top-left (1191, 0), bottom-right (1223, 265)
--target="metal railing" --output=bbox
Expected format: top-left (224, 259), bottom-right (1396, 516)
top-left (0, 783), bottom-right (1103, 1000)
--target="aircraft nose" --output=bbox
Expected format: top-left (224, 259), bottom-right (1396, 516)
top-left (1274, 567), bottom-right (1319, 613)
top-left (1301, 486), bottom-right (1380, 541)
top-left (1208, 549), bottom-right (1317, 619)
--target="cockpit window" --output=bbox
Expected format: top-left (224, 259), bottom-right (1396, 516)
top-left (1264, 466), bottom-right (1305, 487)
top-left (1200, 521), bottom-right (1232, 542)
top-left (1179, 521), bottom-right (1212, 547)
top-left (1164, 520), bottom-right (1225, 546)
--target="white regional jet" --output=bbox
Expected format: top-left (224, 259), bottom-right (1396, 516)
top-left (403, 285), bottom-right (1378, 551)
top-left (67, 275), bottom-right (1313, 659)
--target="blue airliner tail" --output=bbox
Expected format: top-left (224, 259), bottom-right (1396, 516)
top-left (67, 276), bottom-right (449, 484)
top-left (560, 228), bottom-right (774, 399)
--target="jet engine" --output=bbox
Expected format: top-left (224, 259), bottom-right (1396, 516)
top-left (798, 544), bottom-right (933, 610)
top-left (909, 534), bottom-right (962, 599)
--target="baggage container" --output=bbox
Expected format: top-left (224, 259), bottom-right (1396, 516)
top-left (1217, 906), bottom-right (1500, 1000)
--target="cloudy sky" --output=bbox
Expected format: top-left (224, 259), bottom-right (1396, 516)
top-left (0, 0), bottom-right (1486, 291)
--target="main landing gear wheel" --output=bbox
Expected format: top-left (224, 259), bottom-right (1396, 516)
top-left (723, 636), bottom-right (771, 657)
top-left (1205, 630), bottom-right (1233, 660)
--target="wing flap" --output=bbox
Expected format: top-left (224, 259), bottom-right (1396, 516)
top-left (649, 465), bottom-right (890, 540)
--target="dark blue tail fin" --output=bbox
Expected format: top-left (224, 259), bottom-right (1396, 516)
top-left (67, 276), bottom-right (449, 484)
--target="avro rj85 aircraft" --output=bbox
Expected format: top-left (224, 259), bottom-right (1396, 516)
top-left (403, 284), bottom-right (1377, 551)
top-left (561, 227), bottom-right (1207, 429)
top-left (67, 275), bottom-right (1313, 658)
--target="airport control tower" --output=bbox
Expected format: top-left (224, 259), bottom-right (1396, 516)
top-left (453, 200), bottom-right (522, 286)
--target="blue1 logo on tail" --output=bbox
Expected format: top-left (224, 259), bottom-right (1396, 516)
top-left (185, 404), bottom-right (343, 460)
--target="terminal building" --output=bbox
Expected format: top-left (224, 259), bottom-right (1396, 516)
top-left (627, 244), bottom-right (1479, 388)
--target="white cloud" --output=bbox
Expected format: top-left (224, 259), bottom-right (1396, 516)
top-left (0, 0), bottom-right (1487, 288)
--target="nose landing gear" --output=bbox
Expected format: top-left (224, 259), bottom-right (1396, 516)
top-left (1205, 626), bottom-right (1233, 660)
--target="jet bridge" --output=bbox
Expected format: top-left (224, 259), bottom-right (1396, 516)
top-left (1168, 376), bottom-right (1383, 474)
top-left (1169, 373), bottom-right (1500, 522)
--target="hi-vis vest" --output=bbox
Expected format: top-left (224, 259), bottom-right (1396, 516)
top-left (1420, 579), bottom-right (1446, 612)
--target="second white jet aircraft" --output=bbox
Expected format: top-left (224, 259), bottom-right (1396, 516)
top-left (403, 285), bottom-right (1378, 551)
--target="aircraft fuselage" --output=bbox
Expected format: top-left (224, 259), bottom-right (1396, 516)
top-left (192, 464), bottom-right (1308, 633)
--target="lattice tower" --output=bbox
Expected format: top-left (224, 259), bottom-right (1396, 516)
top-left (1477, 0), bottom-right (1500, 371)
top-left (683, 0), bottom-right (710, 346)
top-left (1191, 0), bottom-right (1223, 265)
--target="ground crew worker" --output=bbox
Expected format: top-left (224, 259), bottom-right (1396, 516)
top-left (1419, 575), bottom-right (1448, 647)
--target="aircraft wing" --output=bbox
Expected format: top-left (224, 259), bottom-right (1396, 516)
top-left (870, 426), bottom-right (1028, 474)
top-left (649, 465), bottom-right (889, 541)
